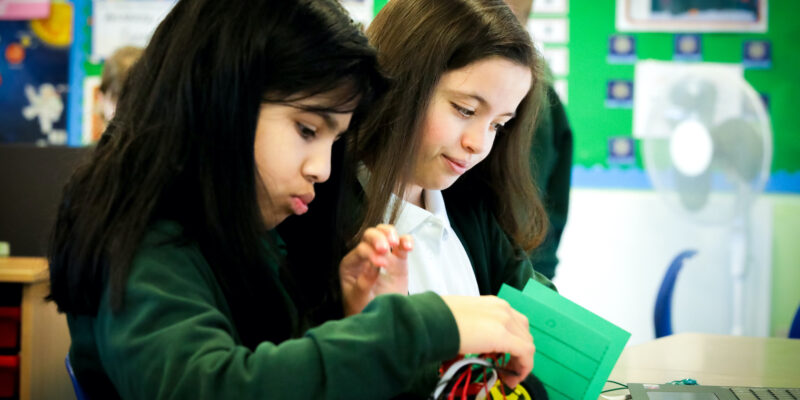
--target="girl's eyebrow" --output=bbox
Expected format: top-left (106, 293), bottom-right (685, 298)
top-left (445, 89), bottom-right (516, 118)
top-left (314, 111), bottom-right (339, 131)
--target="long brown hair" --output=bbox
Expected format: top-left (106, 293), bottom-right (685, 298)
top-left (354, 0), bottom-right (547, 251)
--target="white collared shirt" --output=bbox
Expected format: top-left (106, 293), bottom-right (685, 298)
top-left (390, 190), bottom-right (480, 296)
top-left (357, 166), bottom-right (480, 296)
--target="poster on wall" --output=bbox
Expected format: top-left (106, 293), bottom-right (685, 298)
top-left (0, 0), bottom-right (51, 20)
top-left (616, 0), bottom-right (767, 32)
top-left (91, 0), bottom-right (175, 62)
top-left (0, 1), bottom-right (71, 144)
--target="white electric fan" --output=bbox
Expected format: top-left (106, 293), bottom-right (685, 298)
top-left (634, 60), bottom-right (773, 335)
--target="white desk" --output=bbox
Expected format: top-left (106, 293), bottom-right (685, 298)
top-left (605, 333), bottom-right (800, 392)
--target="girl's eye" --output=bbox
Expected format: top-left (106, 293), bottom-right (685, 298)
top-left (296, 122), bottom-right (316, 140)
top-left (451, 102), bottom-right (475, 118)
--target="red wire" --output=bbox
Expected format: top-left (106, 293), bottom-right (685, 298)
top-left (488, 353), bottom-right (509, 400)
top-left (482, 367), bottom-right (489, 399)
top-left (461, 365), bottom-right (473, 399)
top-left (448, 369), bottom-right (468, 400)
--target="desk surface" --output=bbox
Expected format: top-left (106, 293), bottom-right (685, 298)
top-left (0, 257), bottom-right (48, 283)
top-left (608, 333), bottom-right (800, 388)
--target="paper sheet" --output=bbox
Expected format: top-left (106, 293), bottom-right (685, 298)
top-left (498, 279), bottom-right (630, 400)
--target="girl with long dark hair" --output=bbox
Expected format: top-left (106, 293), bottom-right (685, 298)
top-left (48, 0), bottom-right (536, 398)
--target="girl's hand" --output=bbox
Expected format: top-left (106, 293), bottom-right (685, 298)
top-left (440, 295), bottom-right (535, 389)
top-left (340, 224), bottom-right (413, 316)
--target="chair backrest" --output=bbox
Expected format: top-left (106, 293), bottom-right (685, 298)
top-left (654, 250), bottom-right (698, 338)
top-left (790, 304), bottom-right (800, 339)
top-left (65, 353), bottom-right (88, 400)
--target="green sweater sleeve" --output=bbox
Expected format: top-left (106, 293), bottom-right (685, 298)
top-left (90, 239), bottom-right (459, 400)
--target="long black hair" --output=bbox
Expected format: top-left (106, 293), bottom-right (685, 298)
top-left (48, 0), bottom-right (384, 349)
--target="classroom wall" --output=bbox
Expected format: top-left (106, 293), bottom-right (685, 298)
top-left (544, 0), bottom-right (800, 342)
top-left (566, 0), bottom-right (799, 176)
top-left (770, 195), bottom-right (800, 337)
top-left (552, 189), bottom-right (800, 345)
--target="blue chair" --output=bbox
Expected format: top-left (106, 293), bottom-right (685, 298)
top-left (654, 250), bottom-right (698, 338)
top-left (65, 354), bottom-right (88, 400)
top-left (790, 305), bottom-right (800, 339)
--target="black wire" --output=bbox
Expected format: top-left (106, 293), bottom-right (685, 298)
top-left (601, 387), bottom-right (629, 394)
top-left (601, 380), bottom-right (629, 394)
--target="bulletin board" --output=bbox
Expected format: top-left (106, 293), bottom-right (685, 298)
top-left (0, 0), bottom-right (72, 145)
top-left (564, 0), bottom-right (800, 192)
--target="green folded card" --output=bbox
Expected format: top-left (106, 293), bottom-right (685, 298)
top-left (498, 279), bottom-right (630, 400)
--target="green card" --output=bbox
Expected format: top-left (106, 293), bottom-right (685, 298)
top-left (498, 279), bottom-right (630, 400)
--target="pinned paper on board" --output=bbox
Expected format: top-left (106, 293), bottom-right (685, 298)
top-left (91, 0), bottom-right (176, 62)
top-left (608, 35), bottom-right (636, 64)
top-left (499, 279), bottom-right (630, 400)
top-left (527, 18), bottom-right (569, 44)
top-left (743, 40), bottom-right (771, 70)
top-left (616, 0), bottom-right (767, 33)
top-left (606, 80), bottom-right (633, 109)
top-left (541, 47), bottom-right (569, 76)
top-left (532, 0), bottom-right (568, 15)
top-left (0, 0), bottom-right (51, 20)
top-left (609, 137), bottom-right (636, 165)
top-left (674, 34), bottom-right (702, 62)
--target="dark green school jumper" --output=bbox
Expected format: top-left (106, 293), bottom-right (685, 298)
top-left (529, 85), bottom-right (573, 280)
top-left (66, 221), bottom-right (460, 399)
top-left (280, 173), bottom-right (556, 398)
top-left (443, 187), bottom-right (556, 296)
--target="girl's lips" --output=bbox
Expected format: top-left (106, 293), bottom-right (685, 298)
top-left (442, 155), bottom-right (468, 174)
top-left (290, 195), bottom-right (312, 215)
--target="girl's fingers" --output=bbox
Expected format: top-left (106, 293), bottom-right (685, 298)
top-left (362, 228), bottom-right (390, 254)
top-left (390, 235), bottom-right (413, 260)
top-left (374, 224), bottom-right (400, 248)
top-left (354, 232), bottom-right (392, 267)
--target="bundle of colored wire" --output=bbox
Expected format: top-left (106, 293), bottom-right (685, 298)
top-left (432, 353), bottom-right (509, 400)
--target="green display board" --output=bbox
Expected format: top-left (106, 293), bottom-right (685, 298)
top-left (567, 1), bottom-right (800, 174)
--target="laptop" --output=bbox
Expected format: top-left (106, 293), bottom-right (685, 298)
top-left (628, 383), bottom-right (800, 400)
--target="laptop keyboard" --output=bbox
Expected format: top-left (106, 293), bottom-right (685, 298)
top-left (729, 387), bottom-right (800, 400)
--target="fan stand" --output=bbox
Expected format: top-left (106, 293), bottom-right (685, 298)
top-left (730, 215), bottom-right (747, 336)
top-left (730, 185), bottom-right (755, 336)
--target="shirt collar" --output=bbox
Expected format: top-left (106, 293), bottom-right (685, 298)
top-left (357, 164), bottom-right (451, 234)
